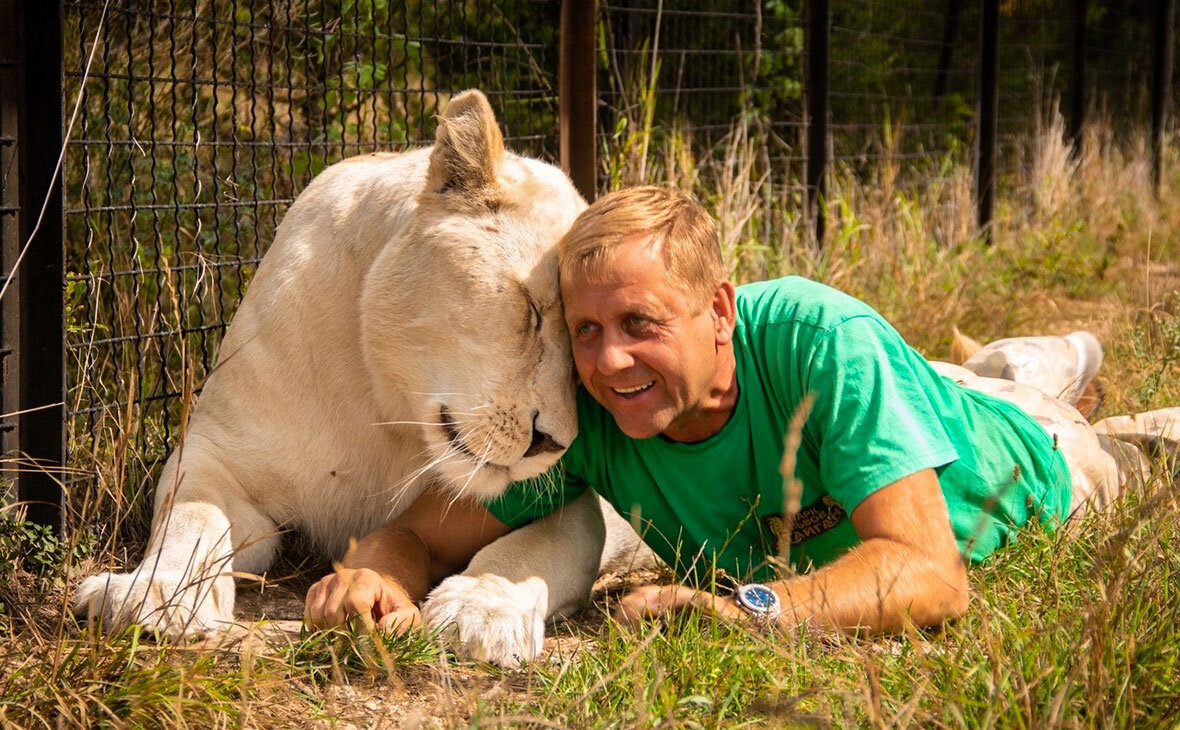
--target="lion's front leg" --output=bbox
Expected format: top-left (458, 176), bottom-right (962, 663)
top-left (74, 446), bottom-right (280, 640)
top-left (421, 489), bottom-right (608, 666)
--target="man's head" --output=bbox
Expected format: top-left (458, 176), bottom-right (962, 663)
top-left (557, 186), bottom-right (738, 442)
top-left (557, 186), bottom-right (724, 313)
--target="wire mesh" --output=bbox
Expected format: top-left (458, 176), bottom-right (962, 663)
top-left (828, 0), bottom-right (978, 181)
top-left (50, 0), bottom-right (1174, 530)
top-left (61, 0), bottom-right (560, 519)
top-left (596, 0), bottom-right (806, 190)
top-left (994, 2), bottom-right (1072, 184)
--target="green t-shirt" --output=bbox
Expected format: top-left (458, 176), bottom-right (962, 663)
top-left (487, 277), bottom-right (1072, 583)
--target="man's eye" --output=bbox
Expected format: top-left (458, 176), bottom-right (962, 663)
top-left (626, 315), bottom-right (650, 330)
top-left (575, 323), bottom-right (597, 338)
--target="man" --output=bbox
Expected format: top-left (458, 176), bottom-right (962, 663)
top-left (304, 186), bottom-right (1164, 635)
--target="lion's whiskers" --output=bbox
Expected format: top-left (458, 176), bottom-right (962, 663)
top-left (381, 450), bottom-right (462, 521)
top-left (371, 418), bottom-right (478, 428)
top-left (446, 431), bottom-right (497, 514)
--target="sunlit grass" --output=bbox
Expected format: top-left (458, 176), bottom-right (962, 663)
top-left (5, 100), bottom-right (1180, 727)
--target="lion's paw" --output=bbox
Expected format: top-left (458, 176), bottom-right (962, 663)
top-left (421, 574), bottom-right (548, 668)
top-left (73, 568), bottom-right (235, 640)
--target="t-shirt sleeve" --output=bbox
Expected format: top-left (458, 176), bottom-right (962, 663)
top-left (484, 459), bottom-right (591, 527)
top-left (803, 315), bottom-right (959, 514)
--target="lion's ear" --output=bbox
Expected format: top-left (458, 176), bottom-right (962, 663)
top-left (426, 90), bottom-right (505, 199)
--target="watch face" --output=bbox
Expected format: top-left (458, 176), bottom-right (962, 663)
top-left (738, 585), bottom-right (778, 612)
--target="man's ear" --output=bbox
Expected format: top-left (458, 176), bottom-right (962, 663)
top-left (711, 281), bottom-right (738, 346)
top-left (425, 89), bottom-right (505, 203)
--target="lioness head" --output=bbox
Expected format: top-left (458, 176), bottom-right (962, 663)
top-left (361, 90), bottom-right (587, 500)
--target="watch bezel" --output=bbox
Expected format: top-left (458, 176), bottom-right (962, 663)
top-left (735, 583), bottom-right (782, 621)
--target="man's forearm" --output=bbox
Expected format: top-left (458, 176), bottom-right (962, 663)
top-left (771, 538), bottom-right (970, 633)
top-left (342, 525), bottom-right (434, 603)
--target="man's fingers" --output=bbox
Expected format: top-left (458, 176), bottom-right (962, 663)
top-left (304, 569), bottom-right (419, 634)
top-left (321, 579), bottom-right (352, 627)
top-left (344, 588), bottom-right (378, 631)
top-left (689, 591), bottom-right (746, 621)
top-left (304, 581), bottom-right (325, 628)
top-left (614, 585), bottom-right (738, 625)
top-left (327, 573), bottom-right (378, 628)
top-left (614, 585), bottom-right (693, 624)
top-left (377, 605), bottom-right (422, 634)
top-left (304, 572), bottom-right (374, 629)
top-left (305, 578), bottom-right (343, 629)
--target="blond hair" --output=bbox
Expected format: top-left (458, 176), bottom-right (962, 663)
top-left (557, 186), bottom-right (723, 309)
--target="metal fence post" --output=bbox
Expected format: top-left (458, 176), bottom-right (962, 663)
top-left (1068, 0), bottom-right (1087, 154)
top-left (934, 0), bottom-right (963, 98)
top-left (805, 0), bottom-right (830, 246)
top-left (560, 0), bottom-right (598, 203)
top-left (0, 0), bottom-right (65, 532)
top-left (975, 0), bottom-right (998, 240)
top-left (1152, 0), bottom-right (1176, 193)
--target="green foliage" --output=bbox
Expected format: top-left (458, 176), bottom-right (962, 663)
top-left (287, 625), bottom-right (443, 687)
top-left (0, 518), bottom-right (94, 625)
top-left (0, 519), bottom-right (93, 586)
top-left (42, 2), bottom-right (1180, 726)
top-left (489, 482), bottom-right (1180, 727)
top-left (1, 627), bottom-right (277, 729)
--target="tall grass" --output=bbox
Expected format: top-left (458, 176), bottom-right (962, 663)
top-left (5, 82), bottom-right (1180, 727)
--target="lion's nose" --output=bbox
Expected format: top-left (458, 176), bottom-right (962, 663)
top-left (524, 412), bottom-right (566, 458)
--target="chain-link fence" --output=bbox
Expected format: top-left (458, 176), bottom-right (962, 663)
top-left (0, 0), bottom-right (1174, 533)
top-left (54, 0), bottom-right (560, 532)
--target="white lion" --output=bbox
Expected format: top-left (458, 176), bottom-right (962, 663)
top-left (75, 89), bottom-right (645, 666)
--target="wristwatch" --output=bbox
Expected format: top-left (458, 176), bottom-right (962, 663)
top-left (734, 583), bottom-right (781, 621)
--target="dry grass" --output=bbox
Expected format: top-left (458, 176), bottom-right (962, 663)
top-left (4, 96), bottom-right (1180, 726)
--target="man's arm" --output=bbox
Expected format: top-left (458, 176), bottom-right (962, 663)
top-left (617, 468), bottom-right (970, 633)
top-left (770, 468), bottom-right (970, 631)
top-left (304, 485), bottom-right (513, 632)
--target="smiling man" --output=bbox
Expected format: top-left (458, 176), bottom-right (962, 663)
top-left (306, 186), bottom-right (1164, 636)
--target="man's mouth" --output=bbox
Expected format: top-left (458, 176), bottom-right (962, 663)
top-left (610, 381), bottom-right (655, 398)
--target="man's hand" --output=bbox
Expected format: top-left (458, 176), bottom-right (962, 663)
top-left (302, 484), bottom-right (514, 637)
top-left (616, 469), bottom-right (969, 634)
top-left (304, 567), bottom-right (422, 633)
top-left (614, 584), bottom-right (746, 625)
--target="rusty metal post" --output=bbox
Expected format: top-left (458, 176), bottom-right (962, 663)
top-left (0, 0), bottom-right (65, 532)
top-left (560, 0), bottom-right (598, 202)
top-left (934, 0), bottom-right (963, 98)
top-left (1152, 0), bottom-right (1176, 192)
top-left (1068, 0), bottom-right (1086, 154)
top-left (805, 0), bottom-right (830, 246)
top-left (975, 0), bottom-right (999, 240)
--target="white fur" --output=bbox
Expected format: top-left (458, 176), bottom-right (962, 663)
top-left (424, 491), bottom-right (653, 667)
top-left (74, 90), bottom-right (649, 665)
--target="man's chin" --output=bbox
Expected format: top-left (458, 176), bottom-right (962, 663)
top-left (590, 388), bottom-right (674, 439)
top-left (613, 414), bottom-right (672, 440)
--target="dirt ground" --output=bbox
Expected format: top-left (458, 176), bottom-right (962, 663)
top-left (214, 568), bottom-right (660, 728)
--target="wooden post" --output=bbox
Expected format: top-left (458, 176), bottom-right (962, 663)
top-left (1152, 0), bottom-right (1176, 192)
top-left (805, 0), bottom-right (830, 246)
top-left (0, 0), bottom-right (65, 532)
top-left (975, 0), bottom-right (998, 240)
top-left (1068, 0), bottom-right (1086, 153)
top-left (560, 0), bottom-right (598, 203)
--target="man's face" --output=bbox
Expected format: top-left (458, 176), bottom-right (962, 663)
top-left (561, 237), bottom-right (733, 441)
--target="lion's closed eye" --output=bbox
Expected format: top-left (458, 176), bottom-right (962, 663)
top-left (521, 287), bottom-right (544, 335)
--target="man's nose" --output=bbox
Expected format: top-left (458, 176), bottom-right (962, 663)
top-left (597, 330), bottom-right (634, 374)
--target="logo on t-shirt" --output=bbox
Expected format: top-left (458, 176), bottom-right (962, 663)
top-left (764, 494), bottom-right (848, 552)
